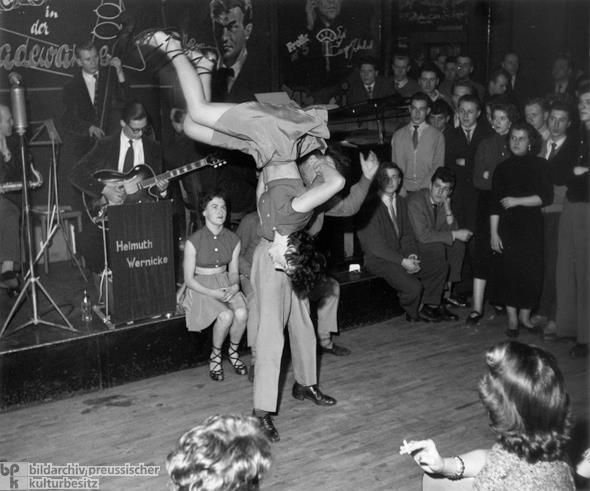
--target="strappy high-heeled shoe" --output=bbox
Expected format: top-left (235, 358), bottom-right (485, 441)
top-left (134, 28), bottom-right (185, 70)
top-left (209, 347), bottom-right (224, 381)
top-left (228, 342), bottom-right (248, 376)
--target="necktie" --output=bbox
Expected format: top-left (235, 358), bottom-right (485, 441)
top-left (465, 128), bottom-right (472, 144)
top-left (92, 73), bottom-right (99, 112)
top-left (366, 85), bottom-right (373, 99)
top-left (388, 196), bottom-right (400, 237)
top-left (548, 142), bottom-right (557, 160)
top-left (123, 139), bottom-right (134, 173)
top-left (412, 125), bottom-right (419, 150)
top-left (433, 204), bottom-right (439, 222)
top-left (216, 67), bottom-right (234, 99)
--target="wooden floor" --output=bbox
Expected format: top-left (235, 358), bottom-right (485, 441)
top-left (1, 312), bottom-right (588, 491)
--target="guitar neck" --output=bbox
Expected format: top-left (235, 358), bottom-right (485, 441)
top-left (140, 158), bottom-right (209, 189)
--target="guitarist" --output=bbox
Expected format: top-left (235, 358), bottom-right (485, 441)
top-left (69, 101), bottom-right (168, 274)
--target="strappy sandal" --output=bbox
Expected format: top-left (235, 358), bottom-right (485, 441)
top-left (134, 28), bottom-right (185, 70)
top-left (209, 347), bottom-right (224, 381)
top-left (228, 342), bottom-right (248, 376)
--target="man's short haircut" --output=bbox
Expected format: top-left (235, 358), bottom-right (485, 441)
top-left (451, 79), bottom-right (474, 95)
top-left (419, 62), bottom-right (442, 80)
top-left (210, 0), bottom-right (253, 25)
top-left (121, 101), bottom-right (147, 124)
top-left (410, 91), bottom-right (431, 108)
top-left (548, 100), bottom-right (572, 120)
top-left (577, 79), bottom-right (590, 97)
top-left (524, 96), bottom-right (548, 112)
top-left (75, 39), bottom-right (97, 57)
top-left (491, 101), bottom-right (520, 124)
top-left (489, 66), bottom-right (510, 84)
top-left (392, 51), bottom-right (410, 65)
top-left (457, 52), bottom-right (473, 64)
top-left (554, 52), bottom-right (573, 69)
top-left (445, 56), bottom-right (457, 66)
top-left (458, 93), bottom-right (481, 111)
top-left (431, 166), bottom-right (456, 189)
top-left (377, 161), bottom-right (403, 191)
top-left (430, 99), bottom-right (453, 117)
top-left (358, 55), bottom-right (379, 71)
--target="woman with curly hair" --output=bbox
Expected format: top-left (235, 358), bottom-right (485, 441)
top-left (167, 414), bottom-right (272, 491)
top-left (400, 341), bottom-right (574, 490)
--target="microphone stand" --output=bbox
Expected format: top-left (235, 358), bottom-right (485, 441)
top-left (0, 84), bottom-right (76, 338)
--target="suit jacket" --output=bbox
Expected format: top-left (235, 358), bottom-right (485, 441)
top-left (347, 76), bottom-right (394, 105)
top-left (356, 193), bottom-right (418, 267)
top-left (69, 132), bottom-right (163, 199)
top-left (407, 188), bottom-right (458, 246)
top-left (61, 68), bottom-right (128, 155)
top-left (542, 135), bottom-right (578, 213)
top-left (445, 122), bottom-right (494, 229)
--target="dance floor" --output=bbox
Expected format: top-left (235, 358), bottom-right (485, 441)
top-left (2, 308), bottom-right (588, 490)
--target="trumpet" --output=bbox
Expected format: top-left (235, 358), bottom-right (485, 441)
top-left (0, 163), bottom-right (43, 194)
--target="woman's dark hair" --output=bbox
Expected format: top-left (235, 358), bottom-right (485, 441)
top-left (478, 341), bottom-right (572, 463)
top-left (284, 231), bottom-right (326, 297)
top-left (299, 143), bottom-right (351, 180)
top-left (491, 101), bottom-right (520, 125)
top-left (199, 191), bottom-right (228, 215)
top-left (509, 121), bottom-right (541, 156)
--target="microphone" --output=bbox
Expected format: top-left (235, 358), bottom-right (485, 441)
top-left (9, 72), bottom-right (27, 135)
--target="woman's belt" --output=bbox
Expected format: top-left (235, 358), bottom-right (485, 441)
top-left (194, 265), bottom-right (227, 275)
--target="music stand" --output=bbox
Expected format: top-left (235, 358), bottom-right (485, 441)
top-left (26, 120), bottom-right (87, 282)
top-left (1, 124), bottom-right (76, 337)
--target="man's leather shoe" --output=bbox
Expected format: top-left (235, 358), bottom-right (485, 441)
top-left (321, 343), bottom-right (351, 356)
top-left (439, 306), bottom-right (459, 321)
top-left (292, 382), bottom-right (336, 406)
top-left (253, 411), bottom-right (280, 442)
top-left (420, 305), bottom-right (443, 322)
top-left (443, 294), bottom-right (469, 308)
top-left (569, 343), bottom-right (589, 359)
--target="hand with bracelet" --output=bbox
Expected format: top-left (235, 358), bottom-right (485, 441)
top-left (400, 439), bottom-right (485, 480)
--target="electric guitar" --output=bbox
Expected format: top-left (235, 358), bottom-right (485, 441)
top-left (85, 154), bottom-right (225, 223)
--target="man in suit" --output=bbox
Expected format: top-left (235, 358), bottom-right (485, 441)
top-left (60, 40), bottom-right (128, 208)
top-left (556, 81), bottom-right (590, 358)
top-left (357, 162), bottom-right (441, 322)
top-left (501, 51), bottom-right (529, 105)
top-left (455, 54), bottom-right (485, 102)
top-left (444, 94), bottom-right (493, 301)
top-left (536, 102), bottom-right (577, 339)
top-left (347, 56), bottom-right (393, 104)
top-left (547, 53), bottom-right (577, 105)
top-left (407, 167), bottom-right (471, 321)
top-left (391, 92), bottom-right (445, 195)
top-left (69, 102), bottom-right (167, 274)
top-left (391, 52), bottom-right (420, 99)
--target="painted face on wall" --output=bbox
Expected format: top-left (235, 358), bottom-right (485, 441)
top-left (213, 6), bottom-right (252, 67)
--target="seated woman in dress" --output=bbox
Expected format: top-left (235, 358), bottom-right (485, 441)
top-left (183, 192), bottom-right (248, 382)
top-left (167, 414), bottom-right (272, 491)
top-left (401, 341), bottom-right (575, 490)
top-left (467, 102), bottom-right (519, 326)
top-left (136, 30), bottom-right (345, 295)
top-left (489, 121), bottom-right (553, 336)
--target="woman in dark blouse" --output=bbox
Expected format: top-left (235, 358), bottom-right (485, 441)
top-left (468, 102), bottom-right (519, 325)
top-left (490, 122), bottom-right (553, 337)
top-left (183, 192), bottom-right (248, 381)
